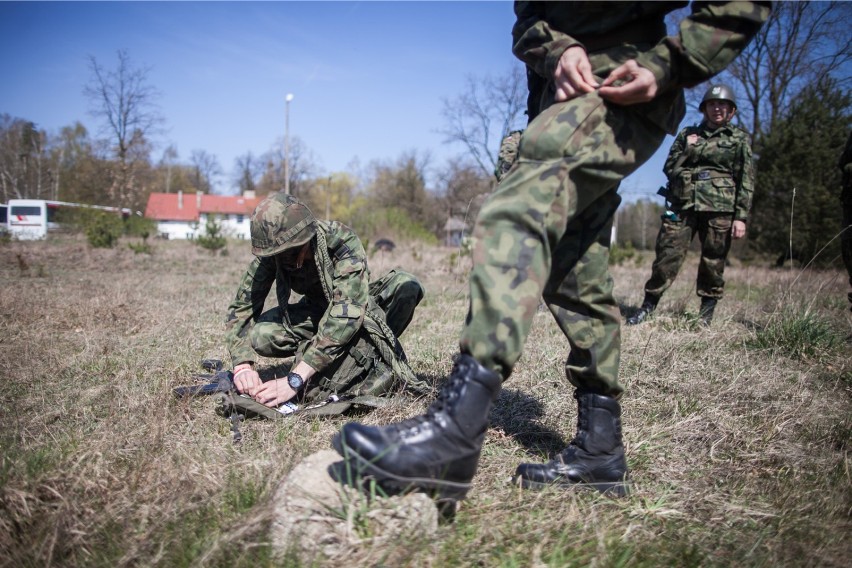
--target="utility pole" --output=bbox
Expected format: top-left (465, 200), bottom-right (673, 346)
top-left (284, 93), bottom-right (294, 194)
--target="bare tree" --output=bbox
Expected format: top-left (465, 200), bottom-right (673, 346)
top-left (189, 149), bottom-right (222, 194)
top-left (160, 145), bottom-right (178, 194)
top-left (365, 150), bottom-right (435, 228)
top-left (257, 136), bottom-right (319, 198)
top-left (84, 49), bottom-right (163, 207)
top-left (439, 64), bottom-right (527, 178)
top-left (0, 114), bottom-right (54, 202)
top-left (233, 152), bottom-right (262, 196)
top-left (434, 157), bottom-right (492, 226)
top-left (703, 2), bottom-right (851, 144)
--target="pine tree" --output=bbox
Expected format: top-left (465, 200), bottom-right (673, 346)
top-left (748, 79), bottom-right (851, 267)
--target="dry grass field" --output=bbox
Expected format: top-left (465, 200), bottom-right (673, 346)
top-left (1, 235), bottom-right (850, 567)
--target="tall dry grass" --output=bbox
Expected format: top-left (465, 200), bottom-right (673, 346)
top-left (0, 236), bottom-right (849, 567)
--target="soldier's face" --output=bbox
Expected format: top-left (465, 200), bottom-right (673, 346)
top-left (277, 242), bottom-right (313, 269)
top-left (704, 100), bottom-right (735, 128)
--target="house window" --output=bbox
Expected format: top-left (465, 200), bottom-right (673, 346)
top-left (237, 215), bottom-right (244, 223)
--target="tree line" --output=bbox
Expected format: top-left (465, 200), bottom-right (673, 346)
top-left (2, 2), bottom-right (850, 265)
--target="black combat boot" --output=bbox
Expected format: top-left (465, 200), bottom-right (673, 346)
top-left (513, 391), bottom-right (629, 497)
top-left (699, 297), bottom-right (718, 326)
top-left (626, 295), bottom-right (658, 326)
top-left (332, 353), bottom-right (501, 501)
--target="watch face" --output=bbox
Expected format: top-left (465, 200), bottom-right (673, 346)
top-left (288, 373), bottom-right (304, 390)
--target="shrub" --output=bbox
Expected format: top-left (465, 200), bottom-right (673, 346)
top-left (124, 215), bottom-right (157, 240)
top-left (609, 242), bottom-right (637, 266)
top-left (349, 206), bottom-right (438, 245)
top-left (195, 216), bottom-right (227, 254)
top-left (80, 210), bottom-right (124, 248)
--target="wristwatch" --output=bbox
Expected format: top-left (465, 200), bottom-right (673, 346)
top-left (287, 371), bottom-right (306, 391)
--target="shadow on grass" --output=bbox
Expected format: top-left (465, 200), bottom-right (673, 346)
top-left (490, 388), bottom-right (568, 457)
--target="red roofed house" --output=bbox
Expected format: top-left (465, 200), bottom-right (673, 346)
top-left (144, 190), bottom-right (261, 240)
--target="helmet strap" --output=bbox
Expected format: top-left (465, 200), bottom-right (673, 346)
top-left (295, 242), bottom-right (311, 269)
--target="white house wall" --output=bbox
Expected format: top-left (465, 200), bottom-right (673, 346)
top-left (156, 214), bottom-right (251, 240)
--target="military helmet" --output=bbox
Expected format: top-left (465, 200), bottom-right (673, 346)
top-left (699, 84), bottom-right (737, 111)
top-left (250, 192), bottom-right (317, 257)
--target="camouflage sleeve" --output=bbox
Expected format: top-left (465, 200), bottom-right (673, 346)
top-left (511, 1), bottom-right (581, 80)
top-left (224, 256), bottom-right (277, 366)
top-left (636, 1), bottom-right (771, 93)
top-left (663, 129), bottom-right (689, 179)
top-left (299, 224), bottom-right (370, 372)
top-left (734, 133), bottom-right (755, 221)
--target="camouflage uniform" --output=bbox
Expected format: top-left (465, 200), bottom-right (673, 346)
top-left (643, 121), bottom-right (754, 302)
top-left (495, 130), bottom-right (523, 182)
top-left (461, 0), bottom-right (769, 396)
top-left (332, 2), bottom-right (769, 501)
top-left (225, 194), bottom-right (425, 399)
top-left (840, 132), bottom-right (852, 310)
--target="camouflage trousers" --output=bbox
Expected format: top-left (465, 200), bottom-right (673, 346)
top-left (459, 93), bottom-right (666, 397)
top-left (643, 210), bottom-right (734, 301)
top-left (248, 269), bottom-right (424, 397)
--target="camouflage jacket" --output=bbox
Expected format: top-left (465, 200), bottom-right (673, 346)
top-left (664, 122), bottom-right (755, 220)
top-left (512, 1), bottom-right (771, 135)
top-left (225, 220), bottom-right (371, 372)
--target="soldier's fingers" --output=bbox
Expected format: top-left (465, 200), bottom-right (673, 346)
top-left (575, 55), bottom-right (599, 89)
top-left (554, 84), bottom-right (575, 102)
top-left (599, 66), bottom-right (657, 105)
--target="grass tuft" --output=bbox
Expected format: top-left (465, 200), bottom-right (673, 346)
top-left (746, 308), bottom-right (842, 360)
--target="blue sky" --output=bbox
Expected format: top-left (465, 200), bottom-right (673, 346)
top-left (0, 1), bottom-right (694, 199)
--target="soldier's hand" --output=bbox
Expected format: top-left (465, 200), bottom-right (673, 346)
top-left (598, 60), bottom-right (657, 105)
top-left (687, 134), bottom-right (700, 146)
top-left (554, 46), bottom-right (599, 102)
top-left (249, 378), bottom-right (297, 407)
top-left (233, 364), bottom-right (262, 394)
top-left (732, 220), bottom-right (747, 239)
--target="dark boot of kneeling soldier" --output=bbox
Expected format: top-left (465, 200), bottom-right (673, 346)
top-left (513, 390), bottom-right (629, 497)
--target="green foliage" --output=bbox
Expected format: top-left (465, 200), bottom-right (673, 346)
top-left (746, 308), bottom-right (842, 360)
top-left (124, 214), bottom-right (157, 239)
top-left (609, 242), bottom-right (637, 266)
top-left (350, 206), bottom-right (438, 245)
top-left (127, 241), bottom-right (153, 255)
top-left (195, 216), bottom-right (228, 254)
top-left (76, 209), bottom-right (124, 248)
top-left (749, 78), bottom-right (851, 267)
top-left (125, 214), bottom-right (156, 254)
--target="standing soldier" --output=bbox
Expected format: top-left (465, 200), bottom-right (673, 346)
top-left (627, 84), bottom-right (754, 325)
top-left (627, 84), bottom-right (755, 327)
top-left (333, 1), bottom-right (769, 501)
top-left (225, 193), bottom-right (426, 409)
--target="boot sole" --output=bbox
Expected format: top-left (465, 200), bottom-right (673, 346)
top-left (332, 433), bottom-right (471, 502)
top-left (514, 475), bottom-right (630, 498)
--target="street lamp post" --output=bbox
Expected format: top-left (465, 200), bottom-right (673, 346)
top-left (284, 93), bottom-right (294, 194)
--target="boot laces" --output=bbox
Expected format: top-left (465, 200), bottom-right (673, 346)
top-left (393, 361), bottom-right (466, 438)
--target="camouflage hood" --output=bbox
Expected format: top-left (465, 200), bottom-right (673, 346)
top-left (250, 193), bottom-right (317, 257)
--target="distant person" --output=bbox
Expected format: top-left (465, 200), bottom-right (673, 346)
top-left (225, 193), bottom-right (425, 409)
top-left (627, 84), bottom-right (755, 327)
top-left (333, 1), bottom-right (769, 501)
top-left (840, 131), bottom-right (852, 311)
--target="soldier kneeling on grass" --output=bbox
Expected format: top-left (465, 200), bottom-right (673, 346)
top-left (224, 192), bottom-right (426, 415)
